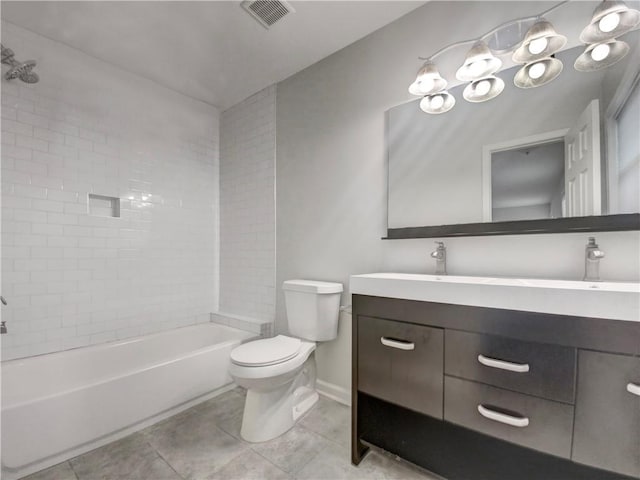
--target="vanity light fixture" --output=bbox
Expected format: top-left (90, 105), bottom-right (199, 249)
top-left (455, 41), bottom-right (502, 81)
top-left (462, 75), bottom-right (505, 102)
top-left (514, 56), bottom-right (563, 88)
top-left (420, 91), bottom-right (456, 114)
top-left (512, 18), bottom-right (566, 90)
top-left (574, 39), bottom-right (630, 71)
top-left (574, 0), bottom-right (639, 72)
top-left (512, 19), bottom-right (567, 63)
top-left (408, 0), bottom-right (639, 114)
top-left (408, 61), bottom-right (448, 96)
top-left (579, 0), bottom-right (640, 43)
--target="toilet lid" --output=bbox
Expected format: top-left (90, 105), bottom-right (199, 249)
top-left (231, 335), bottom-right (302, 367)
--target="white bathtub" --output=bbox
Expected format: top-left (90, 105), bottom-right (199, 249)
top-left (1, 323), bottom-right (255, 479)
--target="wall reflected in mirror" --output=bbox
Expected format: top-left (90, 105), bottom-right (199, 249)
top-left (387, 34), bottom-right (640, 230)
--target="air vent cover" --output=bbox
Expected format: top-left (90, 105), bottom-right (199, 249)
top-left (241, 0), bottom-right (295, 29)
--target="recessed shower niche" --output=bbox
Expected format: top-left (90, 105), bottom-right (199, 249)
top-left (88, 194), bottom-right (120, 218)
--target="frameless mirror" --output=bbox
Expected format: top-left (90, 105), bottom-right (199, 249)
top-left (387, 32), bottom-right (640, 237)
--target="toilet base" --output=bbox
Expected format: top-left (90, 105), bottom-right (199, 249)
top-left (240, 356), bottom-right (318, 443)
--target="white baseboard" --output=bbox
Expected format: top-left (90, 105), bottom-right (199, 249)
top-left (316, 379), bottom-right (351, 406)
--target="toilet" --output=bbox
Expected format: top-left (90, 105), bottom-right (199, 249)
top-left (229, 279), bottom-right (343, 442)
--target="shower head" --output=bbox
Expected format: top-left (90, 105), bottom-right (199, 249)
top-left (5, 60), bottom-right (38, 82)
top-left (1, 44), bottom-right (39, 84)
top-left (18, 70), bottom-right (39, 84)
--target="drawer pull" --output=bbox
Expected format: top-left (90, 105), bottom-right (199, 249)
top-left (380, 337), bottom-right (415, 351)
top-left (627, 383), bottom-right (640, 397)
top-left (478, 354), bottom-right (530, 373)
top-left (477, 404), bottom-right (529, 428)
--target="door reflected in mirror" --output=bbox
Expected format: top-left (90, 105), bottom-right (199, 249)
top-left (488, 139), bottom-right (565, 222)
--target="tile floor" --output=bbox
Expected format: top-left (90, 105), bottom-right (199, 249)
top-left (22, 387), bottom-right (442, 480)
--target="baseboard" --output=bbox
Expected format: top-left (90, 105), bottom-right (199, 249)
top-left (316, 379), bottom-right (351, 406)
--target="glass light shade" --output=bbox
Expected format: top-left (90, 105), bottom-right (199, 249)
top-left (456, 41), bottom-right (502, 81)
top-left (408, 61), bottom-right (448, 96)
top-left (579, 0), bottom-right (640, 43)
top-left (574, 40), bottom-right (630, 71)
top-left (512, 19), bottom-right (567, 64)
top-left (463, 76), bottom-right (505, 103)
top-left (514, 57), bottom-right (563, 88)
top-left (419, 91), bottom-right (456, 114)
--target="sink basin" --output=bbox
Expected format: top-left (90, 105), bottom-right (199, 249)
top-left (350, 273), bottom-right (640, 322)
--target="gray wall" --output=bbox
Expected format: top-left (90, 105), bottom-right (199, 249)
top-left (275, 1), bottom-right (640, 399)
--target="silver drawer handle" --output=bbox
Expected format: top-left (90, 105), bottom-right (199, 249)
top-left (478, 354), bottom-right (530, 373)
top-left (380, 337), bottom-right (415, 351)
top-left (627, 383), bottom-right (640, 397)
top-left (477, 404), bottom-right (529, 428)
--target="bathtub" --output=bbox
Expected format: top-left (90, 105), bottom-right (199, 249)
top-left (1, 323), bottom-right (255, 479)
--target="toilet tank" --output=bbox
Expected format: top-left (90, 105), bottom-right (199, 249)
top-left (283, 280), bottom-right (343, 341)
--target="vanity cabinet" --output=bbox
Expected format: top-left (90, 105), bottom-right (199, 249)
top-left (357, 316), bottom-right (443, 418)
top-left (572, 350), bottom-right (640, 478)
top-left (351, 294), bottom-right (640, 480)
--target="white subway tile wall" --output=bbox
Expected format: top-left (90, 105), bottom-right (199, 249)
top-left (1, 22), bottom-right (220, 360)
top-left (219, 86), bottom-right (276, 324)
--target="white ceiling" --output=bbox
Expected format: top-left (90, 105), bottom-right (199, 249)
top-left (1, 1), bottom-right (426, 110)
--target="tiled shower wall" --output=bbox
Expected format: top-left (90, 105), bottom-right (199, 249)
top-left (1, 22), bottom-right (220, 360)
top-left (219, 86), bottom-right (276, 324)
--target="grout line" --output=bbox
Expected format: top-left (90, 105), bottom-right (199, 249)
top-left (67, 460), bottom-right (80, 480)
top-left (149, 444), bottom-right (186, 480)
top-left (251, 448), bottom-right (298, 478)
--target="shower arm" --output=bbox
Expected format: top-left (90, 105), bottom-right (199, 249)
top-left (1, 44), bottom-right (21, 67)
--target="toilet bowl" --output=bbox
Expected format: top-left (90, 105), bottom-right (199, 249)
top-left (230, 335), bottom-right (318, 442)
top-left (229, 279), bottom-right (343, 443)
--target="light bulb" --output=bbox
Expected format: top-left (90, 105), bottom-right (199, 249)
top-left (468, 60), bottom-right (487, 79)
top-left (528, 37), bottom-right (548, 55)
top-left (475, 80), bottom-right (491, 96)
top-left (430, 94), bottom-right (445, 110)
top-left (418, 76), bottom-right (435, 94)
top-left (528, 62), bottom-right (546, 80)
top-left (591, 43), bottom-right (611, 61)
top-left (598, 12), bottom-right (620, 33)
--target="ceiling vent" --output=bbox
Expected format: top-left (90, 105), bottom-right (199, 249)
top-left (241, 0), bottom-right (295, 29)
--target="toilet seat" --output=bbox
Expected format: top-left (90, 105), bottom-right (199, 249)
top-left (231, 335), bottom-right (302, 367)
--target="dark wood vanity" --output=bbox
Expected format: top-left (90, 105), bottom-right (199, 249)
top-left (351, 294), bottom-right (640, 480)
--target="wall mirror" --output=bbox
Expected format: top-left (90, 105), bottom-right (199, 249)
top-left (387, 27), bottom-right (640, 238)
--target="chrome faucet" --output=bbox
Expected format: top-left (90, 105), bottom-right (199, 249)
top-left (584, 237), bottom-right (605, 282)
top-left (431, 241), bottom-right (447, 275)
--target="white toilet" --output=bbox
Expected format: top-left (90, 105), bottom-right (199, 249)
top-left (229, 279), bottom-right (343, 442)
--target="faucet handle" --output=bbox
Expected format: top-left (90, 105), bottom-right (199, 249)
top-left (434, 241), bottom-right (445, 248)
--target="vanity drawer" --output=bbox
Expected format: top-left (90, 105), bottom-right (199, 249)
top-left (357, 316), bottom-right (443, 418)
top-left (444, 376), bottom-right (574, 459)
top-left (445, 330), bottom-right (576, 403)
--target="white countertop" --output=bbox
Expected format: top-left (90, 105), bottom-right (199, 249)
top-left (350, 273), bottom-right (640, 322)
